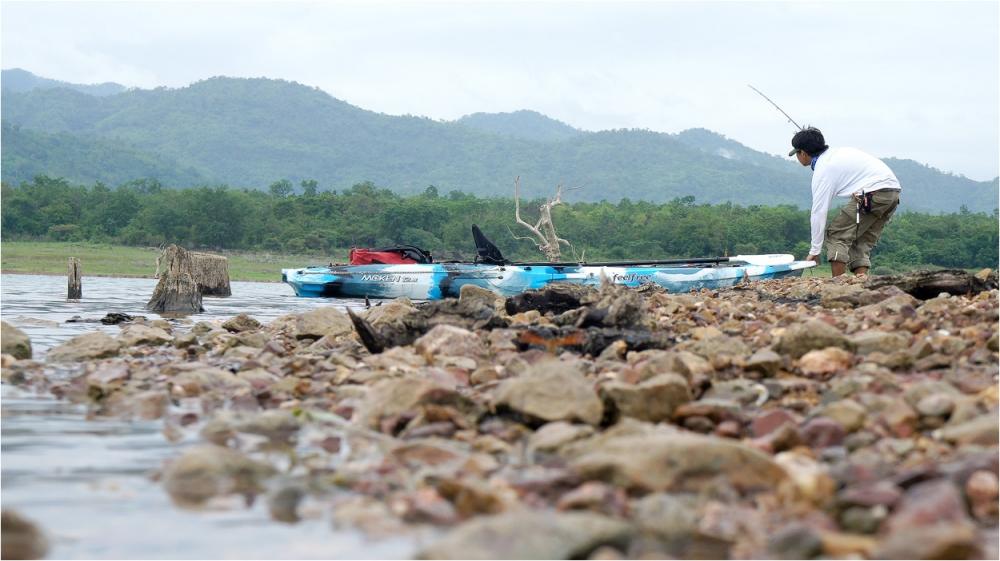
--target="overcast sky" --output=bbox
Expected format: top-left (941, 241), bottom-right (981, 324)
top-left (2, 1), bottom-right (998, 181)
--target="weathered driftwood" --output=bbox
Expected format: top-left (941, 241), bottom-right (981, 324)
top-left (864, 268), bottom-right (998, 300)
top-left (156, 247), bottom-right (231, 297)
top-left (510, 176), bottom-right (578, 262)
top-left (147, 245), bottom-right (204, 313)
top-left (67, 257), bottom-right (82, 299)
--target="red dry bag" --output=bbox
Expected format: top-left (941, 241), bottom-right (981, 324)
top-left (349, 245), bottom-right (433, 265)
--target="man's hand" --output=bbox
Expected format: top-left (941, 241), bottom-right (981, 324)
top-left (805, 254), bottom-right (820, 265)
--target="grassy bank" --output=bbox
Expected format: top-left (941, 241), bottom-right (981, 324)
top-left (1, 241), bottom-right (835, 282)
top-left (0, 242), bottom-right (339, 282)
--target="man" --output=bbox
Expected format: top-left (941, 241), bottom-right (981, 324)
top-left (790, 127), bottom-right (901, 276)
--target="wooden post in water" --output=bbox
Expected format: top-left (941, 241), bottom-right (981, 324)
top-left (146, 245), bottom-right (204, 313)
top-left (67, 257), bottom-right (82, 299)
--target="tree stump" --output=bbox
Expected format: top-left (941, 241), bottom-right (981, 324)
top-left (191, 252), bottom-right (232, 297)
top-left (147, 245), bottom-right (204, 313)
top-left (157, 248), bottom-right (231, 296)
top-left (864, 268), bottom-right (998, 300)
top-left (67, 257), bottom-right (82, 299)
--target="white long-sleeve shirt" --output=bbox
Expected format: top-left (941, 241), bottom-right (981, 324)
top-left (809, 147), bottom-right (901, 255)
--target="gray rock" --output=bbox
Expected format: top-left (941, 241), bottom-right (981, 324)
top-left (818, 283), bottom-right (867, 308)
top-left (459, 284), bottom-right (501, 309)
top-left (268, 484), bottom-right (305, 523)
top-left (1, 510), bottom-right (49, 560)
top-left (839, 505), bottom-right (884, 534)
top-left (702, 378), bottom-right (767, 406)
top-left (233, 409), bottom-right (301, 442)
top-left (118, 324), bottom-right (173, 347)
top-left (767, 523), bottom-right (823, 560)
top-left (601, 373), bottom-right (690, 422)
top-left (162, 444), bottom-right (276, 507)
top-left (414, 324), bottom-right (485, 359)
top-left (357, 376), bottom-right (482, 430)
top-left (47, 331), bottom-right (121, 362)
top-left (0, 321), bottom-right (31, 359)
top-left (915, 394), bottom-right (955, 418)
top-left (821, 399), bottom-right (867, 432)
top-left (632, 493), bottom-right (701, 540)
top-left (494, 359), bottom-right (603, 425)
top-left (679, 335), bottom-right (749, 362)
top-left (745, 348), bottom-right (783, 377)
top-left (849, 330), bottom-right (910, 355)
top-left (222, 313), bottom-right (262, 333)
top-left (170, 365), bottom-right (251, 397)
top-left (417, 510), bottom-right (632, 560)
top-left (775, 319), bottom-right (853, 359)
top-left (569, 432), bottom-right (788, 493)
top-left (295, 306), bottom-right (353, 339)
top-left (362, 298), bottom-right (417, 327)
top-left (936, 414), bottom-right (999, 446)
top-left (628, 350), bottom-right (712, 381)
top-left (903, 380), bottom-right (960, 409)
top-left (528, 421), bottom-right (595, 455)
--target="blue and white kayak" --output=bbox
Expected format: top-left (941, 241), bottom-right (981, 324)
top-left (282, 254), bottom-right (815, 300)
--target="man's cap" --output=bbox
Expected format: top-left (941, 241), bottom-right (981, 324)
top-left (789, 127), bottom-right (828, 157)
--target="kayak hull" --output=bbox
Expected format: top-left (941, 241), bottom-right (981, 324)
top-left (282, 261), bottom-right (816, 300)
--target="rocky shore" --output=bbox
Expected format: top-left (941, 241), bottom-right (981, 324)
top-left (2, 272), bottom-right (998, 559)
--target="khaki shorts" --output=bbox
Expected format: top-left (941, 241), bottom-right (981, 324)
top-left (825, 189), bottom-right (900, 270)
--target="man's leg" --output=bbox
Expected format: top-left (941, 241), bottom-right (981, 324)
top-left (825, 203), bottom-right (856, 278)
top-left (848, 190), bottom-right (900, 275)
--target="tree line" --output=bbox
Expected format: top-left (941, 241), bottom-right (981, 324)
top-left (2, 176), bottom-right (997, 274)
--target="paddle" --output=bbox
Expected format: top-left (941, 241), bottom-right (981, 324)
top-left (511, 254), bottom-right (797, 267)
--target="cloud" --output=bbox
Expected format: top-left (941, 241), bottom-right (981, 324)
top-left (2, 1), bottom-right (997, 180)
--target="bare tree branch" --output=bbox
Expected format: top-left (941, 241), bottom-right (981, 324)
top-left (511, 177), bottom-right (578, 262)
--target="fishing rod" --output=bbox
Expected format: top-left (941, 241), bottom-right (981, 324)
top-left (748, 85), bottom-right (803, 131)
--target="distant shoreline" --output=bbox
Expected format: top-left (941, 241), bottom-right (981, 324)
top-left (1, 270), bottom-right (156, 279)
top-left (0, 269), bottom-right (286, 283)
top-left (1, 241), bottom-right (322, 283)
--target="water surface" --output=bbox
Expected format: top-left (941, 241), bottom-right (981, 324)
top-left (1, 274), bottom-right (414, 559)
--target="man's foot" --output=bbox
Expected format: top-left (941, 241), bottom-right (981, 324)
top-left (830, 261), bottom-right (847, 277)
top-left (852, 266), bottom-right (869, 277)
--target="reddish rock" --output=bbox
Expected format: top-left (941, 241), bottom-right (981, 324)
top-left (555, 481), bottom-right (627, 517)
top-left (884, 479), bottom-right (972, 532)
top-left (752, 422), bottom-right (803, 454)
top-left (880, 400), bottom-right (919, 438)
top-left (838, 480), bottom-right (903, 508)
top-left (752, 409), bottom-right (798, 438)
top-left (800, 417), bottom-right (846, 449)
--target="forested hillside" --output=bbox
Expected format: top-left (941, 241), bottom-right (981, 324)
top-left (455, 110), bottom-right (584, 142)
top-left (0, 122), bottom-right (209, 187)
top-left (1, 67), bottom-right (127, 96)
top-left (3, 176), bottom-right (997, 274)
top-left (2, 69), bottom-right (996, 212)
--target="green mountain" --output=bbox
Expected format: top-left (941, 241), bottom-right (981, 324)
top-left (2, 70), bottom-right (996, 213)
top-left (2, 68), bottom-right (127, 97)
top-left (456, 110), bottom-right (583, 142)
top-left (1, 121), bottom-right (209, 187)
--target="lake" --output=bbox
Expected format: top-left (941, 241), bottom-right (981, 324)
top-left (0, 274), bottom-right (416, 559)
